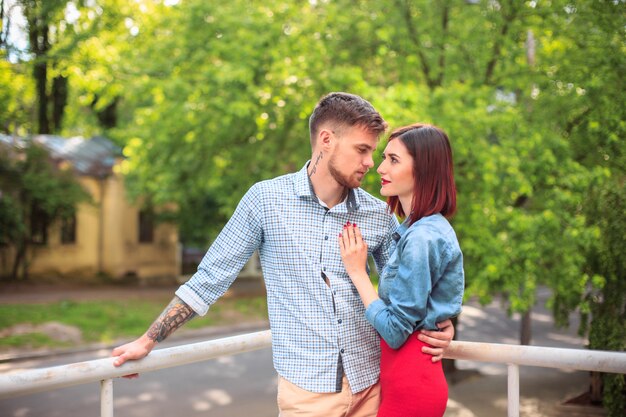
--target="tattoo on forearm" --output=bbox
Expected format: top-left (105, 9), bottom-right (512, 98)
top-left (309, 152), bottom-right (323, 177)
top-left (146, 296), bottom-right (197, 343)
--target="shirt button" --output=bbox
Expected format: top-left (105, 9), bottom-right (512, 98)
top-left (337, 319), bottom-right (342, 324)
top-left (324, 235), bottom-right (329, 240)
top-left (333, 290), bottom-right (337, 295)
top-left (340, 348), bottom-right (345, 354)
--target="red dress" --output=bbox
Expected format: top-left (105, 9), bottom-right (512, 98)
top-left (377, 333), bottom-right (448, 417)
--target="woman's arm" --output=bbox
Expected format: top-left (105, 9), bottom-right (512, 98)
top-left (340, 223), bottom-right (446, 349)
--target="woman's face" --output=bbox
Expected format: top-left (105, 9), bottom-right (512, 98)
top-left (377, 139), bottom-right (414, 201)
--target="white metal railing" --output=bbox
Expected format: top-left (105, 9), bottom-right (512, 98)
top-left (0, 330), bottom-right (625, 417)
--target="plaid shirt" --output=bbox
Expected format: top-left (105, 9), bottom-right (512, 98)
top-left (176, 163), bottom-right (398, 393)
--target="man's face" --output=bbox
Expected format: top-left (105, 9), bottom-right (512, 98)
top-left (327, 125), bottom-right (378, 189)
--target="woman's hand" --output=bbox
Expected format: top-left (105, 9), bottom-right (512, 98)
top-left (339, 222), bottom-right (368, 280)
top-left (339, 222), bottom-right (379, 308)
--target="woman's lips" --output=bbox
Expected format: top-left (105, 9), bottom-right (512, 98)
top-left (381, 179), bottom-right (391, 186)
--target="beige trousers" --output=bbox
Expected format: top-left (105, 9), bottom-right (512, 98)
top-left (277, 375), bottom-right (380, 417)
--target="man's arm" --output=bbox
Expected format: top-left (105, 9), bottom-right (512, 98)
top-left (112, 185), bottom-right (265, 369)
top-left (112, 296), bottom-right (197, 367)
top-left (417, 319), bottom-right (455, 362)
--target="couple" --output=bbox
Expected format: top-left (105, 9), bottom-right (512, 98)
top-left (112, 92), bottom-right (464, 417)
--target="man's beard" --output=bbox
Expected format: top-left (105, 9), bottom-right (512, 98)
top-left (328, 153), bottom-right (361, 189)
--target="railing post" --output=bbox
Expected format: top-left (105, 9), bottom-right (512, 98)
top-left (100, 378), bottom-right (113, 417)
top-left (507, 363), bottom-right (519, 417)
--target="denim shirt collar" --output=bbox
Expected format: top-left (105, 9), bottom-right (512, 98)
top-left (391, 217), bottom-right (411, 242)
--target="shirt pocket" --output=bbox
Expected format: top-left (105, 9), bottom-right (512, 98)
top-left (381, 263), bottom-right (398, 280)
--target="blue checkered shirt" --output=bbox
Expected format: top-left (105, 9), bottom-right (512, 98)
top-left (176, 163), bottom-right (398, 393)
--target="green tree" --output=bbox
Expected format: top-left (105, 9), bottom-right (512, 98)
top-left (580, 178), bottom-right (626, 414)
top-left (0, 142), bottom-right (89, 280)
top-left (113, 0), bottom-right (381, 242)
top-left (534, 2), bottom-right (625, 413)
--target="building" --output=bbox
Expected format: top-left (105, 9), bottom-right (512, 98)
top-left (0, 134), bottom-right (180, 282)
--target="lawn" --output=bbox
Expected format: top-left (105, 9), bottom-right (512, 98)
top-left (0, 296), bottom-right (268, 351)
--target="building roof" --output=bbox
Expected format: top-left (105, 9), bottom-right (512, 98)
top-left (0, 134), bottom-right (122, 177)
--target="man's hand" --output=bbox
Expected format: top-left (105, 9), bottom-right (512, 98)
top-left (417, 319), bottom-right (455, 362)
top-left (112, 334), bottom-right (156, 367)
top-left (111, 335), bottom-right (156, 378)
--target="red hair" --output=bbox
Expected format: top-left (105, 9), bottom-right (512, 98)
top-left (386, 123), bottom-right (457, 224)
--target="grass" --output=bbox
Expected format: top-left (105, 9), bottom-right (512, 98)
top-left (0, 296), bottom-right (268, 350)
top-left (1, 333), bottom-right (74, 349)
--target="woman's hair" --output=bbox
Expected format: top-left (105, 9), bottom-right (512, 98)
top-left (386, 123), bottom-right (457, 224)
top-left (309, 92), bottom-right (387, 147)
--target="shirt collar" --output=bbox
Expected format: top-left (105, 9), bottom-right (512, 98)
top-left (392, 217), bottom-right (410, 242)
top-left (294, 161), bottom-right (360, 213)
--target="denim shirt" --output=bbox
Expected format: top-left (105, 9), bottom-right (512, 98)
top-left (365, 213), bottom-right (464, 349)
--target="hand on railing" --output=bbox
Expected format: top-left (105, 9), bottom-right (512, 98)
top-left (111, 334), bottom-right (157, 378)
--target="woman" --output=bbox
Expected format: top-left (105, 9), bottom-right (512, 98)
top-left (339, 123), bottom-right (464, 417)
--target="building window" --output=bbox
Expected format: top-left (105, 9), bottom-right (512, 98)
top-left (61, 215), bottom-right (77, 244)
top-left (138, 209), bottom-right (154, 243)
top-left (30, 204), bottom-right (48, 245)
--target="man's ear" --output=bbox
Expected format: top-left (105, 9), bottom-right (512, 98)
top-left (318, 128), bottom-right (334, 151)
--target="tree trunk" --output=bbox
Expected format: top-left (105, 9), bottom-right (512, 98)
top-left (520, 309), bottom-right (532, 345)
top-left (11, 240), bottom-right (27, 280)
top-left (25, 1), bottom-right (51, 134)
top-left (34, 59), bottom-right (49, 134)
top-left (0, 0), bottom-right (7, 49)
top-left (589, 371), bottom-right (603, 404)
top-left (51, 74), bottom-right (68, 132)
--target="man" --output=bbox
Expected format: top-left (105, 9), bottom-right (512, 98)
top-left (112, 92), bottom-right (454, 417)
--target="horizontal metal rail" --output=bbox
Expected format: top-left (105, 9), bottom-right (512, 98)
top-left (442, 341), bottom-right (626, 417)
top-left (0, 330), bottom-right (273, 400)
top-left (0, 330), bottom-right (625, 417)
top-left (444, 340), bottom-right (626, 373)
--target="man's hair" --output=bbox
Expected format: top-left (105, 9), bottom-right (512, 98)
top-left (309, 92), bottom-right (387, 147)
top-left (386, 123), bottom-right (457, 223)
